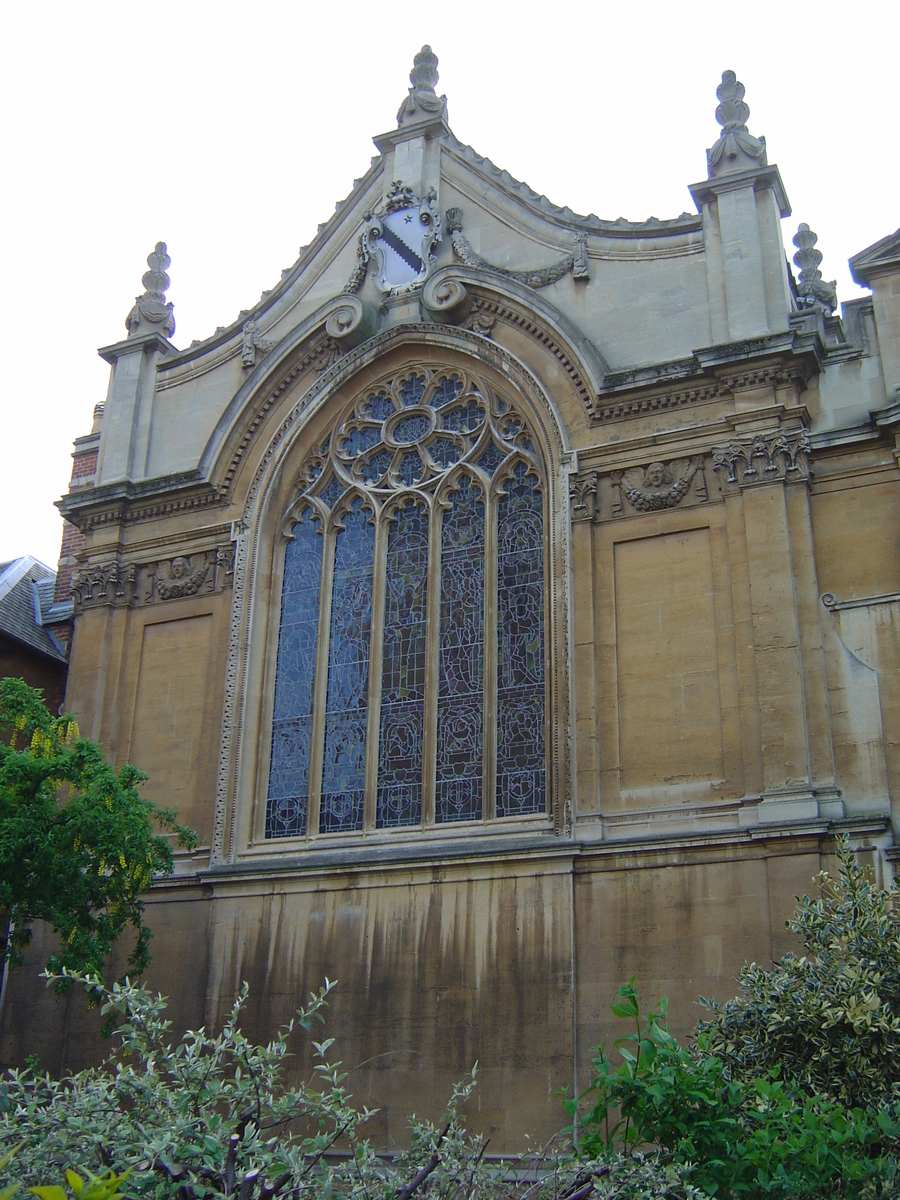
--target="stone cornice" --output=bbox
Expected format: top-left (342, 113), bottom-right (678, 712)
top-left (56, 472), bottom-right (226, 533)
top-left (593, 336), bottom-right (817, 424)
top-left (98, 331), bottom-right (177, 365)
top-left (688, 164), bottom-right (791, 218)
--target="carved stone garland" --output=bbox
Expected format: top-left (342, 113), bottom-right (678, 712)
top-left (445, 208), bottom-right (589, 288)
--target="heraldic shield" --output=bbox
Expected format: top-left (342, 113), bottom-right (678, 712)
top-left (364, 181), bottom-right (442, 294)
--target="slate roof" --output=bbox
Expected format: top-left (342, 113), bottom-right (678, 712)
top-left (0, 557), bottom-right (69, 663)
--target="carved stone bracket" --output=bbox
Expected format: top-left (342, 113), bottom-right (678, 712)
top-left (72, 544), bottom-right (236, 613)
top-left (712, 430), bottom-right (811, 489)
top-left (445, 208), bottom-right (589, 287)
top-left (241, 320), bottom-right (275, 368)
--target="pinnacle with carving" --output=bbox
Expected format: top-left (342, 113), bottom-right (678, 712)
top-left (397, 44), bottom-right (448, 127)
top-left (793, 224), bottom-right (838, 313)
top-left (125, 242), bottom-right (176, 339)
top-left (707, 70), bottom-right (767, 177)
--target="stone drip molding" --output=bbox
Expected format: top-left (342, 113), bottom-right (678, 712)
top-left (71, 544), bottom-right (235, 613)
top-left (712, 430), bottom-right (811, 489)
top-left (570, 456), bottom-right (709, 523)
top-left (445, 207), bottom-right (589, 287)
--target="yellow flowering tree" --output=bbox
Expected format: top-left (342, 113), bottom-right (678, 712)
top-left (0, 678), bottom-right (196, 1000)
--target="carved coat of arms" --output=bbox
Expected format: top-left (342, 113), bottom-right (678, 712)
top-left (362, 181), bottom-right (442, 295)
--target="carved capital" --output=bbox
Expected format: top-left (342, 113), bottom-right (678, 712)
top-left (569, 471), bottom-right (599, 521)
top-left (712, 430), bottom-right (811, 489)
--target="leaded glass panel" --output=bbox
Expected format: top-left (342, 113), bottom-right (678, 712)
top-left (436, 476), bottom-right (485, 823)
top-left (267, 508), bottom-right (322, 837)
top-left (496, 465), bottom-right (545, 817)
top-left (377, 502), bottom-right (429, 827)
top-left (267, 366), bottom-right (549, 841)
top-left (320, 498), bottom-right (374, 832)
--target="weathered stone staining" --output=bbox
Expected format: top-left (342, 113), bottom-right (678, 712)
top-left (10, 51), bottom-right (900, 1155)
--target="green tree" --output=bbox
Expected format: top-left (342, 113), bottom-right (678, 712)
top-left (0, 677), bottom-right (196, 1016)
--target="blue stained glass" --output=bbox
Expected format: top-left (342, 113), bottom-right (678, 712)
top-left (377, 503), bottom-right (429, 827)
top-left (362, 447), bottom-right (394, 485)
top-left (363, 389), bottom-right (395, 421)
top-left (476, 440), bottom-right (505, 475)
top-left (399, 374), bottom-right (427, 406)
top-left (339, 424), bottom-right (381, 458)
top-left (436, 477), bottom-right (485, 822)
top-left (427, 437), bottom-right (461, 468)
top-left (392, 413), bottom-right (431, 444)
top-left (396, 451), bottom-right (424, 486)
top-left (267, 509), bottom-right (323, 838)
top-left (441, 399), bottom-right (484, 433)
top-left (496, 465), bottom-right (545, 817)
top-left (319, 473), bottom-right (345, 508)
top-left (320, 498), bottom-right (374, 833)
top-left (429, 375), bottom-right (463, 407)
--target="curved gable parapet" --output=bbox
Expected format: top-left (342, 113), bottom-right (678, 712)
top-left (443, 133), bottom-right (702, 238)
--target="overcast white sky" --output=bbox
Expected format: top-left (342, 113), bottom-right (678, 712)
top-left (1, 1), bottom-right (895, 568)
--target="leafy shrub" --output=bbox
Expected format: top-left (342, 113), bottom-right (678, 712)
top-left (0, 973), bottom-right (702, 1200)
top-left (699, 839), bottom-right (900, 1110)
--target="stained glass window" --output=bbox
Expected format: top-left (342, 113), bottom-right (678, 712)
top-left (266, 508), bottom-right (323, 837)
top-left (436, 477), bottom-right (485, 822)
top-left (496, 465), bottom-right (545, 816)
top-left (266, 366), bottom-right (548, 839)
top-left (377, 502), bottom-right (429, 827)
top-left (320, 498), bottom-right (374, 833)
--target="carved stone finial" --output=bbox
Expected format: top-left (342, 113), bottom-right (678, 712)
top-left (125, 242), bottom-right (175, 339)
top-left (792, 224), bottom-right (838, 314)
top-left (397, 44), bottom-right (448, 127)
top-left (707, 70), bottom-right (767, 177)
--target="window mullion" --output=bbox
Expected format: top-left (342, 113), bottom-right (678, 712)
top-left (307, 512), bottom-right (336, 838)
top-left (364, 501), bottom-right (387, 830)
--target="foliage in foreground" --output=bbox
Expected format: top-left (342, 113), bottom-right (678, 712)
top-left (699, 840), bottom-right (900, 1109)
top-left (567, 840), bottom-right (900, 1197)
top-left (0, 973), bottom-right (703, 1200)
top-left (0, 678), bottom-right (196, 983)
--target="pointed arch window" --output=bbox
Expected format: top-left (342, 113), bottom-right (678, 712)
top-left (266, 366), bottom-right (547, 838)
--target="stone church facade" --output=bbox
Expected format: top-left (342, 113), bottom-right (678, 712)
top-left (7, 50), bottom-right (900, 1148)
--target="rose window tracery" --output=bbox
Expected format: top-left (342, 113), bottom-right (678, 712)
top-left (266, 366), bottom-right (547, 839)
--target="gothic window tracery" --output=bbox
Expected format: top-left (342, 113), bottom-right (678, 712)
top-left (266, 365), bottom-right (548, 838)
